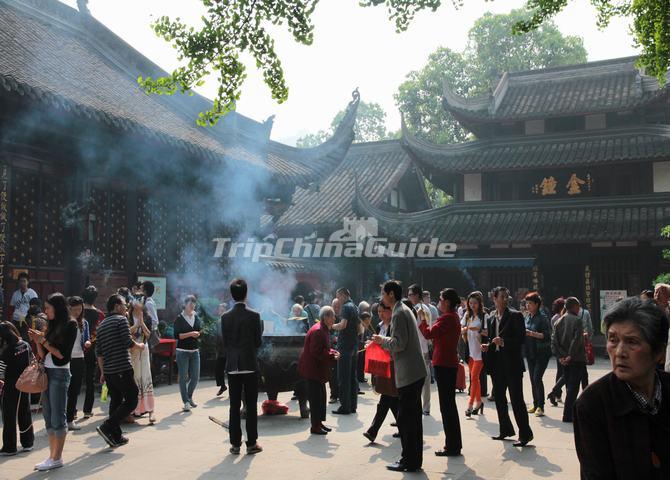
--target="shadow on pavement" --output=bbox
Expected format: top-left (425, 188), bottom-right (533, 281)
top-left (18, 450), bottom-right (123, 480)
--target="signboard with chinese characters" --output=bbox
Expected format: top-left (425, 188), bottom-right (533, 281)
top-left (0, 165), bottom-right (7, 316)
top-left (137, 275), bottom-right (167, 310)
top-left (532, 171), bottom-right (594, 197)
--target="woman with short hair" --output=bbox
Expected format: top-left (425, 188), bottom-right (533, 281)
top-left (298, 306), bottom-right (340, 435)
top-left (574, 297), bottom-right (670, 479)
top-left (523, 292), bottom-right (552, 417)
top-left (28, 293), bottom-right (78, 471)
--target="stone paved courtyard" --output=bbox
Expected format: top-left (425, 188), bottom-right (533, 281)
top-left (1, 360), bottom-right (609, 479)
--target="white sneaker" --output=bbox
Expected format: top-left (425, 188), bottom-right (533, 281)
top-left (68, 421), bottom-right (82, 431)
top-left (182, 402), bottom-right (191, 412)
top-left (189, 399), bottom-right (198, 408)
top-left (35, 458), bottom-right (63, 471)
top-left (21, 446), bottom-right (33, 453)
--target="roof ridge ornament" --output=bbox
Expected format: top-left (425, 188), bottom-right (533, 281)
top-left (77, 0), bottom-right (90, 15)
top-left (351, 87), bottom-right (360, 106)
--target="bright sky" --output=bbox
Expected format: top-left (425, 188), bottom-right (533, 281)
top-left (62, 0), bottom-right (638, 145)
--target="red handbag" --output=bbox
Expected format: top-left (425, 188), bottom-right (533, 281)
top-left (585, 339), bottom-right (595, 366)
top-left (365, 342), bottom-right (391, 378)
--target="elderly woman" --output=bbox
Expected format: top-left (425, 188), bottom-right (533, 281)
top-left (574, 297), bottom-right (669, 479)
top-left (298, 306), bottom-right (340, 435)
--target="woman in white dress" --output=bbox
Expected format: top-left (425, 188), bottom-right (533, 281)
top-left (128, 298), bottom-right (155, 424)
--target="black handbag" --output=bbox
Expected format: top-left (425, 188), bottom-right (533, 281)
top-left (148, 330), bottom-right (161, 350)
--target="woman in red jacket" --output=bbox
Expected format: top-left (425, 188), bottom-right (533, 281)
top-left (298, 306), bottom-right (340, 435)
top-left (419, 288), bottom-right (463, 457)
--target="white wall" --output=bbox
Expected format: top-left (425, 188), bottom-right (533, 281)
top-left (585, 113), bottom-right (606, 130)
top-left (463, 173), bottom-right (482, 201)
top-left (525, 119), bottom-right (545, 135)
top-left (653, 161), bottom-right (670, 192)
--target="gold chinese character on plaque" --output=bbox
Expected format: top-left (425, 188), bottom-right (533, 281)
top-left (533, 176), bottom-right (558, 196)
top-left (566, 173), bottom-right (586, 195)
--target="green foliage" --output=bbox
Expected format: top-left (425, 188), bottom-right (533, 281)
top-left (467, 9), bottom-right (588, 88)
top-left (296, 101), bottom-right (397, 147)
top-left (143, 0), bottom-right (668, 126)
top-left (517, 0), bottom-right (668, 83)
top-left (395, 47), bottom-right (472, 144)
top-left (359, 0), bottom-right (448, 32)
top-left (395, 8), bottom-right (587, 143)
top-left (295, 130), bottom-right (330, 148)
top-left (423, 177), bottom-right (452, 208)
top-left (139, 0), bottom-right (319, 126)
top-left (662, 225), bottom-right (670, 260)
top-left (654, 225), bottom-right (670, 286)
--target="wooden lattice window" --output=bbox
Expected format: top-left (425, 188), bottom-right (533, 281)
top-left (90, 187), bottom-right (127, 271)
top-left (137, 195), bottom-right (167, 273)
top-left (9, 170), bottom-right (39, 266)
top-left (175, 204), bottom-right (198, 272)
top-left (41, 181), bottom-right (66, 267)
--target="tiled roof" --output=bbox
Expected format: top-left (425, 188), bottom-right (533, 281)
top-left (443, 57), bottom-right (670, 123)
top-left (0, 0), bottom-right (357, 186)
top-left (354, 192), bottom-right (670, 244)
top-left (403, 124), bottom-right (670, 173)
top-left (275, 140), bottom-right (416, 232)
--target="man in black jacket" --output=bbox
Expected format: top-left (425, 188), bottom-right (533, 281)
top-left (482, 286), bottom-right (533, 447)
top-left (221, 278), bottom-right (263, 455)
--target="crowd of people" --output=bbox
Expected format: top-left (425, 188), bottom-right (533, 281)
top-left (0, 275), bottom-right (185, 469)
top-left (295, 280), bottom-right (670, 476)
top-left (0, 273), bottom-right (669, 478)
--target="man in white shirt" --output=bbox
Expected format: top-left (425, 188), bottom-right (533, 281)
top-left (408, 284), bottom-right (432, 415)
top-left (422, 291), bottom-right (439, 325)
top-left (10, 272), bottom-right (38, 327)
top-left (140, 281), bottom-right (159, 331)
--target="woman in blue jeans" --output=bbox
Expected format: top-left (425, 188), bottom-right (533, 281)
top-left (28, 293), bottom-right (78, 472)
top-left (173, 295), bottom-right (202, 412)
top-left (523, 292), bottom-right (552, 417)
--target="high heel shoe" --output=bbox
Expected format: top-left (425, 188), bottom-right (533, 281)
top-left (473, 403), bottom-right (484, 415)
top-left (465, 406), bottom-right (473, 418)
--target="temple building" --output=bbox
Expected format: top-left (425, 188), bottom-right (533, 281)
top-left (2, 0), bottom-right (669, 332)
top-left (353, 56), bottom-right (670, 329)
top-left (0, 0), bottom-right (358, 315)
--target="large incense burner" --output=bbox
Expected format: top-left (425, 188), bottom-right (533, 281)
top-left (258, 333), bottom-right (309, 417)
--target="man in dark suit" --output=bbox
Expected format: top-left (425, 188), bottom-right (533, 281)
top-left (482, 286), bottom-right (533, 447)
top-left (221, 278), bottom-right (264, 455)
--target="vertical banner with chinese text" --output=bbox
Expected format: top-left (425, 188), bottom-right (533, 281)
top-left (0, 164), bottom-right (8, 317)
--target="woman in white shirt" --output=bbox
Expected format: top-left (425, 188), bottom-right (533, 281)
top-left (28, 293), bottom-right (78, 471)
top-left (128, 298), bottom-right (156, 424)
top-left (462, 292), bottom-right (487, 417)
